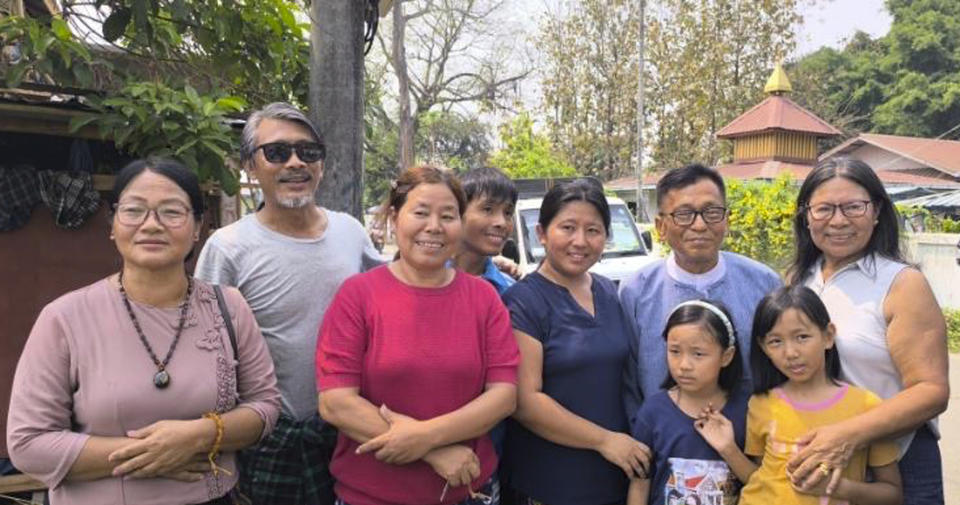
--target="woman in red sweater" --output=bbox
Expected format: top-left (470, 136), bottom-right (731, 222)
top-left (316, 165), bottom-right (520, 505)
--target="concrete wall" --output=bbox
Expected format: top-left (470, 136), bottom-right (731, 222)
top-left (904, 232), bottom-right (960, 309)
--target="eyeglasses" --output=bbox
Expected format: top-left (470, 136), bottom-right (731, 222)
top-left (255, 142), bottom-right (326, 164)
top-left (114, 203), bottom-right (194, 228)
top-left (805, 200), bottom-right (873, 221)
top-left (663, 206), bottom-right (727, 226)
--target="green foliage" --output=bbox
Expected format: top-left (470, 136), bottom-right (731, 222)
top-left (0, 16), bottom-right (106, 88)
top-left (725, 175), bottom-right (799, 272)
top-left (489, 113), bottom-right (576, 179)
top-left (896, 204), bottom-right (960, 232)
top-left (791, 0), bottom-right (960, 139)
top-left (355, 68), bottom-right (510, 209)
top-left (943, 308), bottom-right (960, 352)
top-left (363, 64), bottom-right (494, 208)
top-left (646, 0), bottom-right (802, 168)
top-left (537, 0), bottom-right (641, 178)
top-left (4, 0), bottom-right (310, 189)
top-left (69, 82), bottom-right (246, 194)
top-left (73, 0), bottom-right (311, 104)
top-left (417, 111), bottom-right (492, 172)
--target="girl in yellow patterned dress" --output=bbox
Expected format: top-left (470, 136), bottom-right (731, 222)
top-left (737, 285), bottom-right (901, 505)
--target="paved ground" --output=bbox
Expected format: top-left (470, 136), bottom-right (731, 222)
top-left (943, 352), bottom-right (959, 504)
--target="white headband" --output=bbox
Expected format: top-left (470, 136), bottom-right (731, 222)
top-left (670, 300), bottom-right (736, 348)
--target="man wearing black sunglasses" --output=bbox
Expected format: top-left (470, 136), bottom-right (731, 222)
top-left (195, 102), bottom-right (382, 505)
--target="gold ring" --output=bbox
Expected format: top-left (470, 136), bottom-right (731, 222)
top-left (818, 462), bottom-right (831, 476)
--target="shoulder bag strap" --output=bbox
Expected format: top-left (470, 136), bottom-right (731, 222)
top-left (213, 284), bottom-right (239, 369)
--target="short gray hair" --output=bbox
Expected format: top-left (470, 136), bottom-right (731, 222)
top-left (239, 102), bottom-right (324, 164)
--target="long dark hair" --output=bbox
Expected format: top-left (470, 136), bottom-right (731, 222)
top-left (788, 157), bottom-right (903, 285)
top-left (750, 285), bottom-right (842, 394)
top-left (661, 300), bottom-right (743, 393)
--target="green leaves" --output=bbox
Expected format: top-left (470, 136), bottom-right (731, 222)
top-left (791, 0), bottom-right (960, 140)
top-left (489, 112), bottom-right (576, 179)
top-left (0, 16), bottom-right (103, 89)
top-left (725, 174), bottom-right (798, 273)
top-left (81, 0), bottom-right (311, 105)
top-left (80, 82), bottom-right (245, 194)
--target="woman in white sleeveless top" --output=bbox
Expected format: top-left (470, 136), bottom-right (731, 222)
top-left (786, 157), bottom-right (948, 505)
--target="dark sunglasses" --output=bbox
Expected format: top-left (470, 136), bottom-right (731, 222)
top-left (256, 141), bottom-right (326, 164)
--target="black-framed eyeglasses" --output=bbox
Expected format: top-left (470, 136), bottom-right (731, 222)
top-left (256, 141), bottom-right (326, 164)
top-left (113, 203), bottom-right (194, 228)
top-left (805, 200), bottom-right (873, 221)
top-left (663, 206), bottom-right (728, 226)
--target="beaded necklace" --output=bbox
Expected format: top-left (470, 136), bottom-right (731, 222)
top-left (117, 271), bottom-right (194, 389)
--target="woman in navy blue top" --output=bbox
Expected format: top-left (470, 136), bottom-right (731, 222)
top-left (502, 179), bottom-right (647, 505)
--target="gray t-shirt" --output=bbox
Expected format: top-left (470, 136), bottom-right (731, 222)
top-left (194, 210), bottom-right (382, 420)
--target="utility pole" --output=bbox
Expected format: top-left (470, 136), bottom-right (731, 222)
top-left (634, 0), bottom-right (648, 222)
top-left (310, 0), bottom-right (366, 218)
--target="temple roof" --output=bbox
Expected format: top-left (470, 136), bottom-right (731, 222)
top-left (764, 62), bottom-right (793, 95)
top-left (716, 94), bottom-right (842, 139)
top-left (717, 63), bottom-right (841, 139)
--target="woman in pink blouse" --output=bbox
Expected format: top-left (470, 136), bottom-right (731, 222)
top-left (317, 165), bottom-right (520, 505)
top-left (6, 158), bottom-right (280, 505)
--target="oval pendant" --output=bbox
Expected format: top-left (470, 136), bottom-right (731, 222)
top-left (154, 370), bottom-right (171, 389)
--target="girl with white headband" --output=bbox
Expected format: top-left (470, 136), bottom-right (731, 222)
top-left (627, 299), bottom-right (750, 505)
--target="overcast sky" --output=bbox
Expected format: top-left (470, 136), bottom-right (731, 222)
top-left (515, 0), bottom-right (893, 58)
top-left (795, 0), bottom-right (892, 56)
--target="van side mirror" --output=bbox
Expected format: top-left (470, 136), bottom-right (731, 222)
top-left (641, 230), bottom-right (653, 252)
top-left (502, 238), bottom-right (521, 264)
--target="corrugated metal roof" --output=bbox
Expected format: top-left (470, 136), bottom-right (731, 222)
top-left (897, 190), bottom-right (960, 210)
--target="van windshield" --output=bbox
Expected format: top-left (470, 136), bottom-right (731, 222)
top-left (519, 204), bottom-right (646, 262)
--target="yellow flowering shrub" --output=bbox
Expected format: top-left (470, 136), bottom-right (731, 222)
top-left (725, 174), bottom-right (798, 273)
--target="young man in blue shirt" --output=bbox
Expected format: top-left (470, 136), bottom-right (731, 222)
top-left (453, 167), bottom-right (518, 295)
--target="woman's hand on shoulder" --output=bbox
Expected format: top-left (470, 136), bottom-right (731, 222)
top-left (597, 431), bottom-right (651, 479)
top-left (422, 444), bottom-right (481, 488)
top-left (108, 419), bottom-right (213, 478)
top-left (355, 405), bottom-right (438, 464)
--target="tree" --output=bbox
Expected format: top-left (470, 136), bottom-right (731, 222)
top-left (364, 63), bottom-right (494, 206)
top-left (61, 0), bottom-right (311, 105)
top-left (787, 35), bottom-right (884, 144)
top-left (538, 0), bottom-right (641, 179)
top-left (2, 0), bottom-right (313, 194)
top-left (377, 0), bottom-right (530, 172)
top-left (644, 0), bottom-right (801, 169)
top-left (538, 0), bottom-right (802, 177)
top-left (790, 0), bottom-right (960, 140)
top-left (311, 0), bottom-right (366, 217)
top-left (488, 113), bottom-right (575, 179)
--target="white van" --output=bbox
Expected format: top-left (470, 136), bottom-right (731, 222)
top-left (503, 195), bottom-right (659, 285)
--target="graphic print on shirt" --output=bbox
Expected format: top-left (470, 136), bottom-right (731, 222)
top-left (664, 457), bottom-right (738, 505)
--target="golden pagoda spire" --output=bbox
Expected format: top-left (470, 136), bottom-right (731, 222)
top-left (764, 61), bottom-right (793, 95)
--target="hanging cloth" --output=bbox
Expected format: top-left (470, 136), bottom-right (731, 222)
top-left (0, 164), bottom-right (41, 232)
top-left (37, 169), bottom-right (101, 229)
